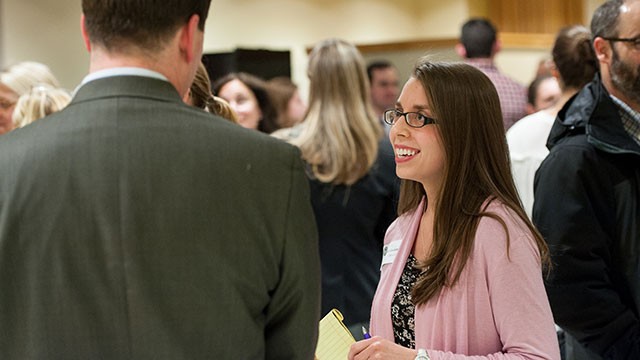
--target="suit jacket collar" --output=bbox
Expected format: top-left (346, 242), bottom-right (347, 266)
top-left (71, 75), bottom-right (183, 106)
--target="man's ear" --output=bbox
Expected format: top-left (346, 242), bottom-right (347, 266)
top-left (593, 37), bottom-right (612, 66)
top-left (455, 43), bottom-right (467, 58)
top-left (492, 39), bottom-right (502, 56)
top-left (179, 14), bottom-right (201, 63)
top-left (80, 14), bottom-right (91, 52)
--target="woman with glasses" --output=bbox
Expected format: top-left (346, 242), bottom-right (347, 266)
top-left (272, 38), bottom-right (399, 338)
top-left (348, 59), bottom-right (559, 360)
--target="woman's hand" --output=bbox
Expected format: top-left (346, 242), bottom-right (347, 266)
top-left (348, 336), bottom-right (417, 360)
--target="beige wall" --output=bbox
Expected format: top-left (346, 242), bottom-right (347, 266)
top-left (204, 0), bottom-right (424, 98)
top-left (0, 0), bottom-right (603, 91)
top-left (2, 0), bottom-right (87, 90)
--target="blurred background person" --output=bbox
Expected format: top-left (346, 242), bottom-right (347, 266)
top-left (508, 25), bottom-right (597, 219)
top-left (536, 57), bottom-right (555, 78)
top-left (267, 76), bottom-right (306, 129)
top-left (457, 18), bottom-right (527, 130)
top-left (213, 72), bottom-right (278, 133)
top-left (367, 60), bottom-right (400, 123)
top-left (273, 38), bottom-right (399, 338)
top-left (534, 0), bottom-right (640, 357)
top-left (185, 62), bottom-right (238, 123)
top-left (526, 74), bottom-right (562, 115)
top-left (12, 84), bottom-right (71, 129)
top-left (0, 61), bottom-right (61, 134)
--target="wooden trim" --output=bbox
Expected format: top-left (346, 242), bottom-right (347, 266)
top-left (306, 33), bottom-right (554, 54)
top-left (499, 32), bottom-right (555, 49)
top-left (356, 38), bottom-right (458, 53)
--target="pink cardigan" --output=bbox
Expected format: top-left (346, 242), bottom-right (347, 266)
top-left (370, 198), bottom-right (560, 360)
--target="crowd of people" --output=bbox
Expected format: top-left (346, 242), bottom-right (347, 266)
top-left (0, 0), bottom-right (639, 359)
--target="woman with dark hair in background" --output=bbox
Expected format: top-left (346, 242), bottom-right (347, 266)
top-left (267, 76), bottom-right (306, 129)
top-left (213, 72), bottom-right (278, 133)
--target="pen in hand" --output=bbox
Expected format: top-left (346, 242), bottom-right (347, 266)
top-left (361, 326), bottom-right (371, 339)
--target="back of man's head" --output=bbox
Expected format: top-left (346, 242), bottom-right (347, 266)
top-left (591, 0), bottom-right (624, 39)
top-left (82, 0), bottom-right (211, 53)
top-left (460, 18), bottom-right (497, 58)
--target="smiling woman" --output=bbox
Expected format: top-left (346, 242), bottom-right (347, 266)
top-left (348, 59), bottom-right (560, 360)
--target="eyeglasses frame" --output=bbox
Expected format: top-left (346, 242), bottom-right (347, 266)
top-left (383, 109), bottom-right (437, 128)
top-left (600, 36), bottom-right (640, 49)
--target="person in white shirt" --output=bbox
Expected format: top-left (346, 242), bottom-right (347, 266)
top-left (507, 25), bottom-right (598, 217)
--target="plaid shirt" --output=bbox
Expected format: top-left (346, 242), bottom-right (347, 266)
top-left (611, 95), bottom-right (640, 146)
top-left (465, 58), bottom-right (527, 131)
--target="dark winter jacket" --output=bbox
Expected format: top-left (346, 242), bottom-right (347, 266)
top-left (533, 74), bottom-right (640, 360)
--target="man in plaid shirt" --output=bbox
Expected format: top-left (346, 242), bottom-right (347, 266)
top-left (456, 18), bottom-right (527, 131)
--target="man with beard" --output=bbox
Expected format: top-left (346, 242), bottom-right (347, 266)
top-left (533, 0), bottom-right (640, 359)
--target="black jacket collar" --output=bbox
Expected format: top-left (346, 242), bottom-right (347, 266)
top-left (548, 73), bottom-right (640, 156)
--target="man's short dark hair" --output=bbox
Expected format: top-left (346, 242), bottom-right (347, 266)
top-left (82, 0), bottom-right (211, 52)
top-left (460, 18), bottom-right (497, 58)
top-left (367, 60), bottom-right (394, 82)
top-left (591, 0), bottom-right (624, 38)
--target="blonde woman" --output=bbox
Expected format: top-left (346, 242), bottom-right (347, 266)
top-left (12, 85), bottom-right (71, 128)
top-left (273, 38), bottom-right (399, 336)
top-left (0, 61), bottom-right (60, 134)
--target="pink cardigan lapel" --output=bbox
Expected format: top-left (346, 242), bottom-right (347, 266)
top-left (370, 197), bottom-right (425, 339)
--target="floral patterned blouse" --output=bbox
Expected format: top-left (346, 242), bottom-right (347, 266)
top-left (390, 253), bottom-right (423, 349)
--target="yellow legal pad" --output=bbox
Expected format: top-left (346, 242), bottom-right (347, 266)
top-left (315, 309), bottom-right (356, 360)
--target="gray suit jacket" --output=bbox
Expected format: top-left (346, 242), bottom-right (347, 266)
top-left (0, 76), bottom-right (320, 359)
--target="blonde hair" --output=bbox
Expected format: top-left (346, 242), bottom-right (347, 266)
top-left (1, 61), bottom-right (60, 96)
top-left (189, 62), bottom-right (238, 123)
top-left (12, 85), bottom-right (71, 128)
top-left (210, 96), bottom-right (238, 123)
top-left (286, 38), bottom-right (381, 185)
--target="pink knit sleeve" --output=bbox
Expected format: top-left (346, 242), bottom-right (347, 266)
top-left (427, 206), bottom-right (560, 360)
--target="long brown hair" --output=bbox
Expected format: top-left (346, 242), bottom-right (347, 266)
top-left (552, 25), bottom-right (598, 90)
top-left (399, 60), bottom-right (550, 305)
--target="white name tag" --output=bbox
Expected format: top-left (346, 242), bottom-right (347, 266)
top-left (380, 240), bottom-right (402, 270)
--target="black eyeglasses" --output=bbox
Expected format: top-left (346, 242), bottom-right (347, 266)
top-left (601, 36), bottom-right (640, 50)
top-left (383, 109), bottom-right (437, 128)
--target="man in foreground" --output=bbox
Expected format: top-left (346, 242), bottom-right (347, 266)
top-left (0, 1), bottom-right (321, 358)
